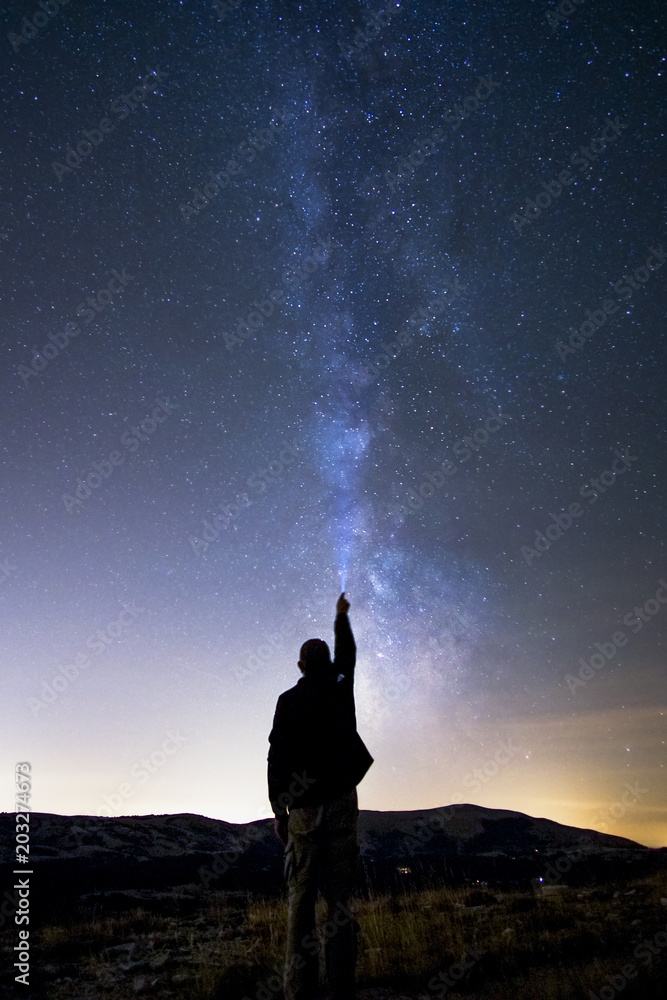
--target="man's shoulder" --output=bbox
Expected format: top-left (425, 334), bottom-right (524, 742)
top-left (277, 675), bottom-right (339, 704)
top-left (277, 680), bottom-right (302, 703)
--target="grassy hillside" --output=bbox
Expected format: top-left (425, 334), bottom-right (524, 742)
top-left (3, 869), bottom-right (666, 999)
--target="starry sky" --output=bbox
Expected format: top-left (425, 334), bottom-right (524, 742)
top-left (2, 0), bottom-right (666, 848)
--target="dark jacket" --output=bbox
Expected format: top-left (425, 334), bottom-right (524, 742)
top-left (267, 611), bottom-right (374, 818)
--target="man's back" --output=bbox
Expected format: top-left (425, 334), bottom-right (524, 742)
top-left (268, 607), bottom-right (373, 815)
top-left (268, 592), bottom-right (373, 1000)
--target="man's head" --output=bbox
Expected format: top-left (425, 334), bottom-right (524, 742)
top-left (298, 638), bottom-right (332, 678)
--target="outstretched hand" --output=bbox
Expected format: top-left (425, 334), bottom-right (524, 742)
top-left (336, 591), bottom-right (350, 614)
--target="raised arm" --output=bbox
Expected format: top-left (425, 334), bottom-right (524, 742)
top-left (333, 591), bottom-right (356, 681)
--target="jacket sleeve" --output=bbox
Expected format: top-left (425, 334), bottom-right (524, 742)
top-left (267, 694), bottom-right (294, 819)
top-left (332, 611), bottom-right (356, 682)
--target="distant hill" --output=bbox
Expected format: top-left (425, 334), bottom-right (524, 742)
top-left (1, 803), bottom-right (663, 920)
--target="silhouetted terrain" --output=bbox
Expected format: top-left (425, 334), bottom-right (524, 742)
top-left (1, 805), bottom-right (665, 999)
top-left (1, 803), bottom-right (663, 921)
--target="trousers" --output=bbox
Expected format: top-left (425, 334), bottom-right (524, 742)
top-left (283, 785), bottom-right (359, 1000)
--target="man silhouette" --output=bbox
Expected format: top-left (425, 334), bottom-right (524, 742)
top-left (267, 591), bottom-right (374, 1000)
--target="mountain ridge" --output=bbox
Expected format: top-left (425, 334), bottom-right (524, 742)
top-left (2, 801), bottom-right (661, 899)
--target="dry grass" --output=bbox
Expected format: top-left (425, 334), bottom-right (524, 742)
top-left (3, 871), bottom-right (666, 999)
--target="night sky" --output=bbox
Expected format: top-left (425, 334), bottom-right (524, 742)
top-left (2, 0), bottom-right (666, 847)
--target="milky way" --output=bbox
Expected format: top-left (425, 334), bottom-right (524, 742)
top-left (2, 0), bottom-right (666, 844)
